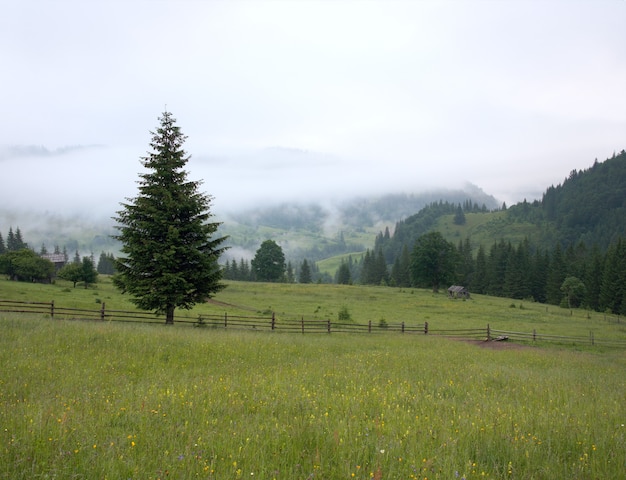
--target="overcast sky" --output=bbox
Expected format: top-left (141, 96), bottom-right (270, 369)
top-left (1, 0), bottom-right (625, 218)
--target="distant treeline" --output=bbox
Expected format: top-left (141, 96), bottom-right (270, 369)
top-left (0, 226), bottom-right (116, 281)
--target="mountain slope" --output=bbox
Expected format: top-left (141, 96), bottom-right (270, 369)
top-left (376, 150), bottom-right (626, 259)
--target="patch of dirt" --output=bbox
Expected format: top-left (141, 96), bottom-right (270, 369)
top-left (452, 338), bottom-right (532, 350)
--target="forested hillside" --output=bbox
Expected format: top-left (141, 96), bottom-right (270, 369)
top-left (509, 150), bottom-right (626, 248)
top-left (220, 184), bottom-right (499, 263)
top-left (360, 151), bottom-right (626, 313)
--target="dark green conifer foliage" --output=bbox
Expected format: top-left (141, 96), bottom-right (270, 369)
top-left (583, 246), bottom-right (604, 311)
top-left (546, 243), bottom-right (566, 305)
top-left (299, 259), bottom-right (312, 284)
top-left (453, 204), bottom-right (466, 225)
top-left (530, 249), bottom-right (549, 303)
top-left (390, 244), bottom-right (411, 287)
top-left (6, 228), bottom-right (18, 251)
top-left (486, 240), bottom-right (511, 297)
top-left (113, 111), bottom-right (228, 324)
top-left (97, 252), bottom-right (116, 275)
top-left (336, 259), bottom-right (351, 285)
top-left (456, 237), bottom-right (474, 286)
top-left (599, 238), bottom-right (626, 314)
top-left (471, 244), bottom-right (487, 294)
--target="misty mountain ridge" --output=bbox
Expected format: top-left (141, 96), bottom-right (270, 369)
top-left (3, 148), bottom-right (623, 267)
top-left (0, 183), bottom-right (499, 260)
top-left (0, 144), bottom-right (104, 161)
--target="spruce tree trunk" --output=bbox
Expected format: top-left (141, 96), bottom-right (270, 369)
top-left (166, 305), bottom-right (175, 325)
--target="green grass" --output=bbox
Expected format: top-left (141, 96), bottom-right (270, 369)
top-left (1, 276), bottom-right (625, 343)
top-left (316, 251), bottom-right (366, 278)
top-left (433, 212), bottom-right (548, 253)
top-left (1, 316), bottom-right (624, 479)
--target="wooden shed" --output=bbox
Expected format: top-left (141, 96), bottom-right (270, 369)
top-left (448, 285), bottom-right (470, 299)
top-left (41, 253), bottom-right (67, 271)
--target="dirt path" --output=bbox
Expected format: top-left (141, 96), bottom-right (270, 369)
top-left (206, 298), bottom-right (258, 312)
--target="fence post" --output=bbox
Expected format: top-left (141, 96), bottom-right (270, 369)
top-left (100, 302), bottom-right (106, 321)
top-left (224, 312), bottom-right (228, 328)
top-left (271, 312), bottom-right (275, 331)
top-left (424, 321), bottom-right (428, 335)
top-left (327, 319), bottom-right (331, 334)
top-left (50, 300), bottom-right (55, 318)
top-left (301, 316), bottom-right (304, 334)
top-left (487, 324), bottom-right (491, 341)
top-left (533, 329), bottom-right (536, 342)
top-left (401, 321), bottom-right (405, 333)
top-left (368, 320), bottom-right (371, 333)
top-left (590, 331), bottom-right (594, 346)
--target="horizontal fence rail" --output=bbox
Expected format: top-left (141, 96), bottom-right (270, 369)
top-left (1, 299), bottom-right (625, 348)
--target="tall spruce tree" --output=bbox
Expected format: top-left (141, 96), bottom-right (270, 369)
top-left (472, 244), bottom-right (488, 294)
top-left (546, 243), bottom-right (566, 305)
top-left (336, 259), bottom-right (352, 285)
top-left (113, 111), bottom-right (228, 324)
top-left (299, 259), bottom-right (312, 284)
top-left (599, 238), bottom-right (626, 314)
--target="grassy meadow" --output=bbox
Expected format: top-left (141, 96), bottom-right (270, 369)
top-left (1, 277), bottom-right (625, 479)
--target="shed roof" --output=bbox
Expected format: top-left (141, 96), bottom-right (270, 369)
top-left (41, 253), bottom-right (66, 263)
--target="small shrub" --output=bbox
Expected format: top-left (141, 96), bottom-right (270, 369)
top-left (95, 298), bottom-right (102, 304)
top-left (338, 306), bottom-right (351, 322)
top-left (378, 318), bottom-right (388, 329)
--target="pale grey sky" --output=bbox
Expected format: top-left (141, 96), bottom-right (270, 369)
top-left (1, 0), bottom-right (625, 216)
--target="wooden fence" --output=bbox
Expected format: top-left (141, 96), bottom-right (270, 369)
top-left (1, 299), bottom-right (625, 347)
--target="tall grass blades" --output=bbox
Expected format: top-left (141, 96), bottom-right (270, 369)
top-left (1, 317), bottom-right (624, 479)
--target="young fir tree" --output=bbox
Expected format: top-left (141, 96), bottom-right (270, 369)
top-left (113, 111), bottom-right (228, 324)
top-left (299, 259), bottom-right (312, 284)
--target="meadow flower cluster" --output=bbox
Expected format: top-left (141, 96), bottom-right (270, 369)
top-left (1, 317), bottom-right (624, 479)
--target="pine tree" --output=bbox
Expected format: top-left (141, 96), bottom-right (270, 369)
top-left (375, 248), bottom-right (389, 285)
top-left (97, 252), bottom-right (116, 275)
top-left (113, 111), bottom-right (228, 324)
top-left (0, 232), bottom-right (5, 254)
top-left (360, 249), bottom-right (375, 284)
top-left (299, 259), bottom-right (312, 284)
top-left (390, 244), bottom-right (411, 287)
top-left (546, 243), bottom-right (566, 305)
top-left (14, 227), bottom-right (27, 250)
top-left (456, 237), bottom-right (474, 286)
top-left (599, 238), bottom-right (626, 313)
top-left (239, 258), bottom-right (250, 281)
top-left (472, 244), bottom-right (488, 294)
top-left (286, 261), bottom-right (295, 283)
top-left (530, 249), bottom-right (549, 303)
top-left (6, 228), bottom-right (17, 251)
top-left (453, 204), bottom-right (466, 225)
top-left (486, 240), bottom-right (510, 297)
top-left (584, 245), bottom-right (604, 310)
top-left (336, 259), bottom-right (352, 285)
